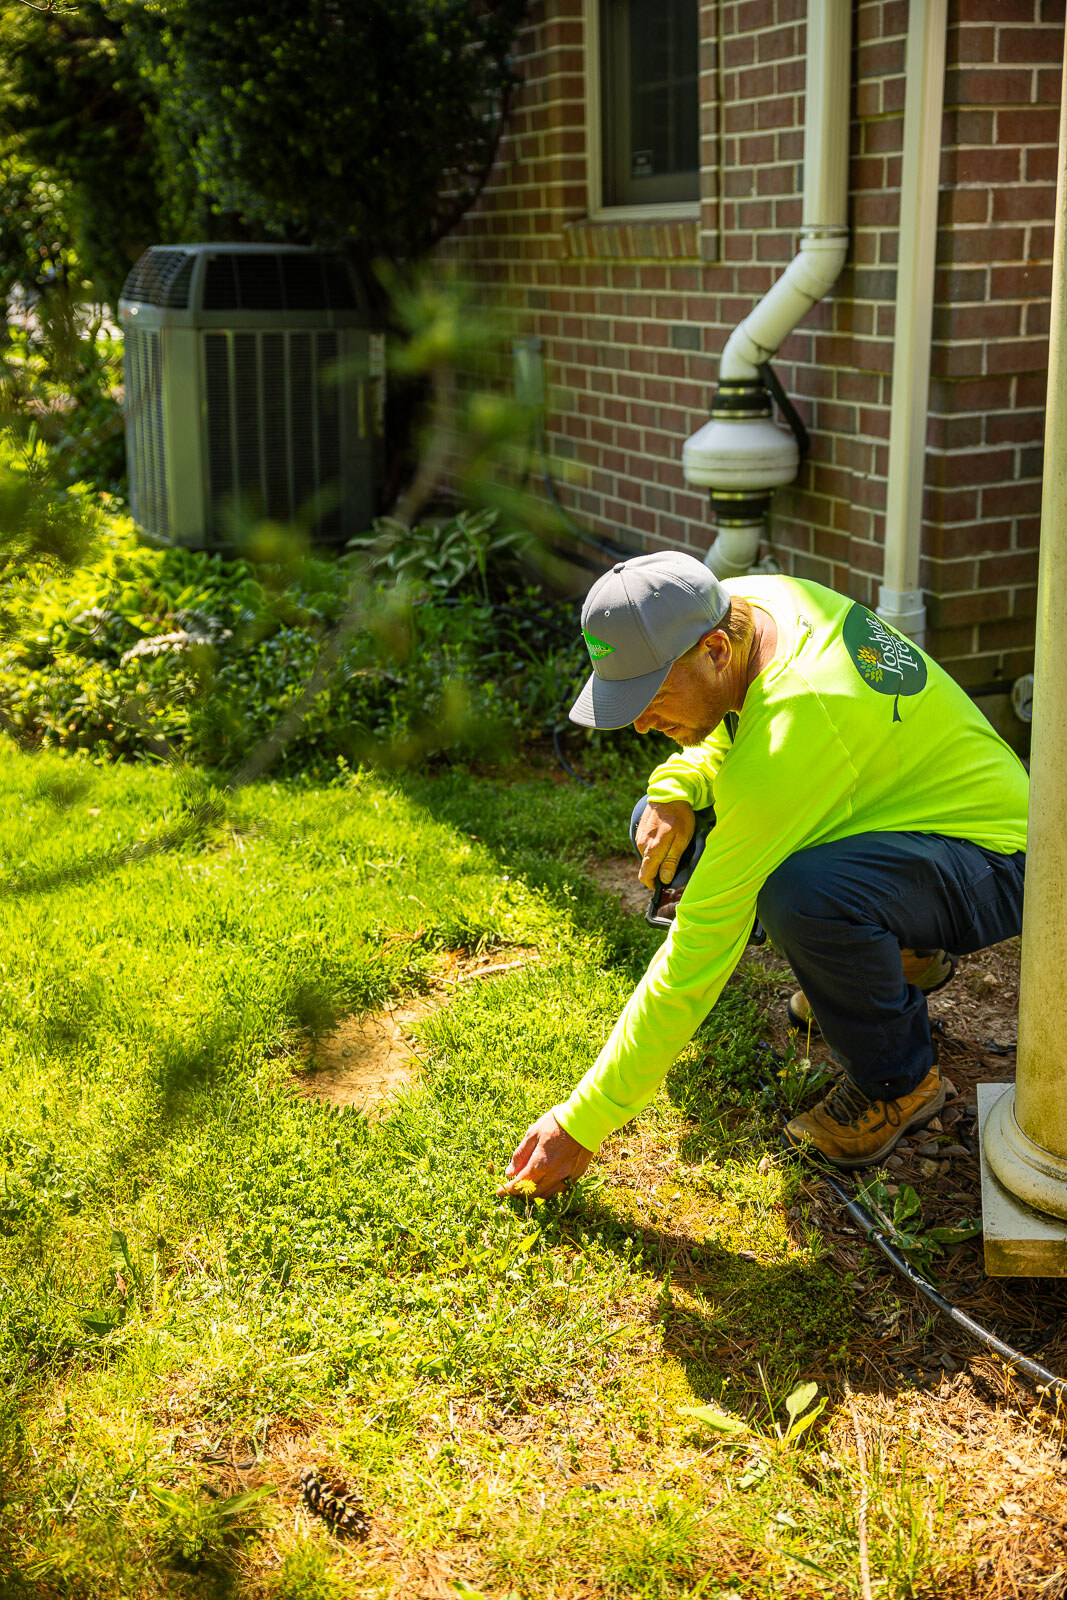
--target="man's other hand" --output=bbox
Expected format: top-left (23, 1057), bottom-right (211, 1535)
top-left (498, 1110), bottom-right (593, 1199)
top-left (635, 799), bottom-right (695, 889)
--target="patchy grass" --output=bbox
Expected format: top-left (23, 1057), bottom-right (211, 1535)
top-left (0, 745), bottom-right (1064, 1598)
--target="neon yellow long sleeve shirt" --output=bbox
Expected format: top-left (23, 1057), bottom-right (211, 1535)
top-left (554, 575), bottom-right (1029, 1153)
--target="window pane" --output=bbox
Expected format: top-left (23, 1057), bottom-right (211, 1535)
top-left (601, 0), bottom-right (699, 207)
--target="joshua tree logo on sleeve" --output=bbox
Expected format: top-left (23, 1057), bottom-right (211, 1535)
top-left (843, 604), bottom-right (928, 722)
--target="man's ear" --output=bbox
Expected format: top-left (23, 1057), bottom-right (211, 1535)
top-left (703, 628), bottom-right (732, 670)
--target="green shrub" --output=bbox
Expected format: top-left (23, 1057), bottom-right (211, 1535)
top-left (0, 513), bottom-right (583, 773)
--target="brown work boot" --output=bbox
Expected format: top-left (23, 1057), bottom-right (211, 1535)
top-left (783, 1066), bottom-right (945, 1169)
top-left (787, 948), bottom-right (957, 1035)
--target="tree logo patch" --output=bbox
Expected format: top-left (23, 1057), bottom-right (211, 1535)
top-left (583, 630), bottom-right (615, 661)
top-left (842, 604), bottom-right (927, 722)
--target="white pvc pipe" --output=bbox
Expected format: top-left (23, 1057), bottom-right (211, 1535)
top-left (877, 0), bottom-right (948, 646)
top-left (705, 521), bottom-right (767, 578)
top-left (718, 0), bottom-right (851, 384)
top-left (720, 236), bottom-right (849, 381)
top-left (698, 0), bottom-right (851, 573)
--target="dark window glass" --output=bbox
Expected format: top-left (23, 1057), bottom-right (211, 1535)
top-left (600, 0), bottom-right (699, 207)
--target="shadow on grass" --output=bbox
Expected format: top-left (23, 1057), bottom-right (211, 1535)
top-left (396, 767), bottom-right (663, 980)
top-left (532, 1181), bottom-right (858, 1407)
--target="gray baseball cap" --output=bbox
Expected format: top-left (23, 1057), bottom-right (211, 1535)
top-left (569, 550), bottom-right (731, 729)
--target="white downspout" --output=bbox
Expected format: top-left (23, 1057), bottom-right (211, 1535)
top-left (876, 0), bottom-right (948, 648)
top-left (683, 0), bottom-right (851, 576)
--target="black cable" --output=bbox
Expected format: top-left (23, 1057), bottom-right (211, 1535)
top-left (757, 361), bottom-right (810, 459)
top-left (536, 420), bottom-right (643, 567)
top-left (757, 1059), bottom-right (1067, 1403)
top-left (814, 1163), bottom-right (1067, 1400)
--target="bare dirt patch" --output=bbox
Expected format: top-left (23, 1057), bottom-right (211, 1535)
top-left (584, 852), bottom-right (648, 917)
top-left (300, 1000), bottom-right (431, 1113)
top-left (297, 947), bottom-right (539, 1113)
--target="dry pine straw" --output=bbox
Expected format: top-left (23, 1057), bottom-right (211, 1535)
top-left (180, 885), bottom-right (1066, 1595)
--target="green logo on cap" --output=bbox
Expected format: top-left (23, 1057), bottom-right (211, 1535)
top-left (843, 603), bottom-right (927, 722)
top-left (583, 630), bottom-right (615, 661)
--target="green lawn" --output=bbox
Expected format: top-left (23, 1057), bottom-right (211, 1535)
top-left (0, 745), bottom-right (990, 1597)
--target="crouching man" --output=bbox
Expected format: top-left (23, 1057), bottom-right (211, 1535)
top-left (500, 551), bottom-right (1027, 1195)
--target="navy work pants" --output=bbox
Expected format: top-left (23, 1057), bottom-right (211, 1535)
top-left (631, 798), bottom-right (1025, 1102)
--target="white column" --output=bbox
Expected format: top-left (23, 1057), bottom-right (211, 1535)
top-left (983, 44), bottom-right (1067, 1221)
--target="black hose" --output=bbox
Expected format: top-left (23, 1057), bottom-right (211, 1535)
top-left (759, 1062), bottom-right (1067, 1403)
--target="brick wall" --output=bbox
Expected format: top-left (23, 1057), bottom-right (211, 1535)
top-left (450, 0), bottom-right (1064, 712)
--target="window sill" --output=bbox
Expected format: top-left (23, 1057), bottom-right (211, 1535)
top-left (563, 213), bottom-right (700, 262)
top-left (587, 203), bottom-right (700, 222)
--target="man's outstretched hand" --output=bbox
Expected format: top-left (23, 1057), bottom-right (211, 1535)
top-left (498, 1110), bottom-right (593, 1199)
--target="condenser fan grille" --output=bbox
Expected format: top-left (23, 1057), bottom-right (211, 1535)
top-left (120, 244), bottom-right (379, 547)
top-left (124, 325), bottom-right (169, 536)
top-left (204, 329), bottom-right (344, 539)
top-left (121, 251), bottom-right (195, 310)
top-left (201, 253), bottom-right (358, 312)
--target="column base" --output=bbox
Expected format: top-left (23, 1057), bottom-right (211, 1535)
top-left (979, 1084), bottom-right (1067, 1277)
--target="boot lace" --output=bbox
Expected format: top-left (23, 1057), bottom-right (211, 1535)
top-left (820, 1077), bottom-right (889, 1131)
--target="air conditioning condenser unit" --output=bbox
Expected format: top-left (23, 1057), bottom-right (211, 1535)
top-left (119, 243), bottom-right (384, 548)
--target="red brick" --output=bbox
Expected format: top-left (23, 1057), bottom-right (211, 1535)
top-left (993, 185), bottom-right (1058, 223)
top-left (1016, 372), bottom-right (1049, 407)
top-left (1037, 67), bottom-right (1064, 102)
top-left (996, 107), bottom-right (1061, 144)
top-left (924, 520), bottom-right (1013, 561)
top-left (858, 39), bottom-right (906, 76)
top-left (947, 68), bottom-right (1036, 105)
top-left (944, 109), bottom-right (995, 145)
top-left (919, 556), bottom-right (979, 594)
top-left (928, 589), bottom-right (1012, 627)
top-left (982, 480), bottom-right (1043, 517)
top-left (1027, 223), bottom-right (1056, 260)
top-left (935, 343), bottom-right (985, 379)
top-left (935, 302), bottom-right (1022, 341)
top-left (855, 80), bottom-right (882, 119)
top-left (883, 75), bottom-right (907, 115)
top-left (985, 409), bottom-right (1045, 446)
top-left (942, 189), bottom-right (992, 229)
top-left (985, 339), bottom-right (1050, 376)
top-left (1026, 146), bottom-right (1059, 183)
top-left (990, 263), bottom-right (1053, 297)
top-left (864, 118), bottom-right (904, 155)
top-left (939, 226), bottom-right (1026, 264)
top-left (948, 22), bottom-right (995, 63)
top-left (997, 25), bottom-right (1066, 63)
top-left (981, 551), bottom-right (1041, 587)
top-left (926, 414), bottom-right (982, 451)
top-left (1025, 300), bottom-right (1053, 338)
top-left (976, 617), bottom-right (1036, 652)
top-left (925, 485), bottom-right (981, 522)
top-left (944, 146), bottom-right (1021, 186)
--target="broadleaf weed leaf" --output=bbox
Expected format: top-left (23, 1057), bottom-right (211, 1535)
top-left (783, 1381), bottom-right (818, 1425)
top-left (677, 1404), bottom-right (749, 1437)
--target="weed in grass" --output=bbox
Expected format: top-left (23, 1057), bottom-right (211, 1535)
top-left (272, 1538), bottom-right (346, 1600)
top-left (856, 1177), bottom-right (982, 1282)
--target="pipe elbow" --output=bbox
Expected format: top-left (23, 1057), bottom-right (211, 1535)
top-left (791, 232), bottom-right (849, 297)
top-left (720, 232), bottom-right (848, 381)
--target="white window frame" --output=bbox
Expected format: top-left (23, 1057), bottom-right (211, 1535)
top-left (583, 0), bottom-right (701, 222)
